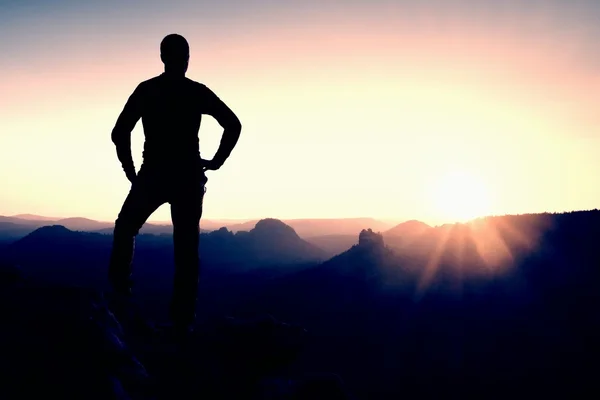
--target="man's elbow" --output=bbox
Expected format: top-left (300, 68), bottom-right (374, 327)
top-left (111, 130), bottom-right (119, 145)
top-left (111, 128), bottom-right (129, 147)
top-left (226, 116), bottom-right (242, 133)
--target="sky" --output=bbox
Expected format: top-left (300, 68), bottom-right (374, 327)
top-left (1, 0), bottom-right (599, 226)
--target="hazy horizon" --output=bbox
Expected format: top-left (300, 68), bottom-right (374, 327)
top-left (5, 212), bottom-right (405, 227)
top-left (2, 0), bottom-right (599, 225)
top-left (8, 209), bottom-right (599, 231)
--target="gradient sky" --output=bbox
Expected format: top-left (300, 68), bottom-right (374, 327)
top-left (1, 0), bottom-right (599, 225)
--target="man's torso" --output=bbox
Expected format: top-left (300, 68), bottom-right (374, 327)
top-left (136, 74), bottom-right (209, 168)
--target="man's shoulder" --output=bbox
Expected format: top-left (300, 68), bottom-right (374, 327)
top-left (186, 79), bottom-right (221, 101)
top-left (127, 76), bottom-right (160, 96)
top-left (138, 75), bottom-right (163, 88)
top-left (184, 77), bottom-right (209, 91)
top-left (134, 75), bottom-right (213, 96)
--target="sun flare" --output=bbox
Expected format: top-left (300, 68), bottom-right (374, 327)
top-left (432, 170), bottom-right (491, 223)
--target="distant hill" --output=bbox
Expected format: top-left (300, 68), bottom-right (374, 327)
top-left (381, 219), bottom-right (432, 250)
top-left (304, 220), bottom-right (433, 258)
top-left (0, 215), bottom-right (394, 241)
top-left (212, 220), bottom-right (258, 232)
top-left (0, 222), bottom-right (44, 246)
top-left (304, 234), bottom-right (358, 258)
top-left (0, 215), bottom-right (204, 241)
top-left (384, 219), bottom-right (431, 237)
top-left (236, 210), bottom-right (600, 399)
top-left (93, 224), bottom-right (209, 236)
top-left (5, 225), bottom-right (113, 286)
top-left (244, 229), bottom-right (407, 317)
top-left (0, 216), bottom-right (66, 244)
top-left (53, 217), bottom-right (175, 234)
top-left (0, 215), bottom-right (50, 226)
top-left (55, 217), bottom-right (113, 231)
top-left (2, 210), bottom-right (600, 399)
top-left (11, 213), bottom-right (58, 221)
top-left (283, 218), bottom-right (394, 237)
top-left (0, 218), bottom-right (326, 291)
top-left (197, 218), bottom-right (327, 272)
top-left (222, 218), bottom-right (394, 237)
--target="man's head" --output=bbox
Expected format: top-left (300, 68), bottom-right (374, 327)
top-left (160, 34), bottom-right (190, 74)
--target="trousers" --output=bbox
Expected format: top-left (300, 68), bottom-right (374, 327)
top-left (108, 162), bottom-right (207, 327)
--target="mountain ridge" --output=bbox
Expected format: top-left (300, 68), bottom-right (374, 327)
top-left (0, 215), bottom-right (397, 249)
top-left (2, 210), bottom-right (600, 399)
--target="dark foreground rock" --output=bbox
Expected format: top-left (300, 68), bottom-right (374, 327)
top-left (0, 267), bottom-right (352, 399)
top-left (0, 283), bottom-right (151, 399)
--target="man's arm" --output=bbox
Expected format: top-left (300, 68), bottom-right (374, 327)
top-left (111, 85), bottom-right (143, 183)
top-left (200, 85), bottom-right (242, 169)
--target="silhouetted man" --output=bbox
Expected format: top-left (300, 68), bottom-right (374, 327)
top-left (108, 34), bottom-right (242, 335)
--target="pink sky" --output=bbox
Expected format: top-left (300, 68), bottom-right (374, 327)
top-left (1, 0), bottom-right (599, 225)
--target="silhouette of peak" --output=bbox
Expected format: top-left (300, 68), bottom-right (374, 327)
top-left (206, 226), bottom-right (235, 239)
top-left (299, 228), bottom-right (395, 284)
top-left (358, 229), bottom-right (385, 249)
top-left (27, 225), bottom-right (74, 238)
top-left (255, 218), bottom-right (291, 229)
top-left (252, 218), bottom-right (299, 238)
top-left (56, 217), bottom-right (94, 222)
top-left (399, 219), bottom-right (430, 229)
top-left (12, 226), bottom-right (97, 252)
top-left (234, 219), bottom-right (328, 263)
top-left (386, 219), bottom-right (431, 236)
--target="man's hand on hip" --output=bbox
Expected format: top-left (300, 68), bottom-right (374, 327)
top-left (200, 158), bottom-right (222, 171)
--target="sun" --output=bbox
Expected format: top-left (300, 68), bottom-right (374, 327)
top-left (431, 169), bottom-right (491, 222)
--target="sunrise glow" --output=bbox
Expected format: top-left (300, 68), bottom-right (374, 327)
top-left (432, 170), bottom-right (492, 223)
top-left (1, 1), bottom-right (599, 225)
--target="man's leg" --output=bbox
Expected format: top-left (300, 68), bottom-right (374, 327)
top-left (169, 175), bottom-right (206, 330)
top-left (108, 175), bottom-right (165, 297)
